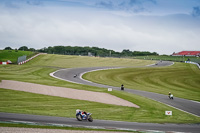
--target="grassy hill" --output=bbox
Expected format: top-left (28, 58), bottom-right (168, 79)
top-left (83, 62), bottom-right (200, 101)
top-left (0, 54), bottom-right (199, 123)
top-left (0, 50), bottom-right (35, 63)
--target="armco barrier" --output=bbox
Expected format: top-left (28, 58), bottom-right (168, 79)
top-left (185, 61), bottom-right (200, 69)
top-left (18, 53), bottom-right (46, 65)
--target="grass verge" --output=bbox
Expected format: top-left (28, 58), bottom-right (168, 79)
top-left (0, 123), bottom-right (138, 132)
top-left (0, 50), bottom-right (35, 63)
top-left (83, 62), bottom-right (200, 101)
top-left (0, 88), bottom-right (199, 123)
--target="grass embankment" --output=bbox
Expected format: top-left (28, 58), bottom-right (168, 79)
top-left (0, 54), bottom-right (154, 92)
top-left (0, 54), bottom-right (200, 123)
top-left (0, 50), bottom-right (35, 63)
top-left (83, 63), bottom-right (200, 101)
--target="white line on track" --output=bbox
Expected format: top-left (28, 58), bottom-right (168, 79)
top-left (150, 99), bottom-right (200, 117)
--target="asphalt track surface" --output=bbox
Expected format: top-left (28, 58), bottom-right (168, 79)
top-left (1, 61), bottom-right (200, 132)
top-left (0, 112), bottom-right (200, 133)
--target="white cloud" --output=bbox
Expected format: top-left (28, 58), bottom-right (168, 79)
top-left (0, 2), bottom-right (200, 55)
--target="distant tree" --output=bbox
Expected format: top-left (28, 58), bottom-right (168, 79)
top-left (29, 48), bottom-right (35, 52)
top-left (18, 46), bottom-right (28, 51)
top-left (47, 46), bottom-right (54, 54)
top-left (152, 52), bottom-right (159, 55)
top-left (54, 46), bottom-right (65, 54)
top-left (38, 47), bottom-right (48, 53)
top-left (4, 47), bottom-right (13, 50)
top-left (37, 45), bottom-right (158, 57)
top-left (122, 49), bottom-right (132, 56)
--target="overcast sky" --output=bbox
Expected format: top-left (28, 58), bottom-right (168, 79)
top-left (0, 0), bottom-right (200, 55)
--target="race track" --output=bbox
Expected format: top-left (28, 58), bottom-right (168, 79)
top-left (0, 112), bottom-right (200, 133)
top-left (52, 61), bottom-right (200, 117)
top-left (1, 61), bottom-right (200, 132)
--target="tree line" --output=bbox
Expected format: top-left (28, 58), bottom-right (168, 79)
top-left (4, 46), bottom-right (158, 57)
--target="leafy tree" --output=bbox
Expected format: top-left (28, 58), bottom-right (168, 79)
top-left (4, 47), bottom-right (13, 50)
top-left (18, 46), bottom-right (28, 51)
top-left (47, 46), bottom-right (54, 54)
top-left (122, 49), bottom-right (132, 56)
top-left (37, 46), bottom-right (158, 57)
top-left (54, 46), bottom-right (65, 54)
top-left (29, 48), bottom-right (35, 52)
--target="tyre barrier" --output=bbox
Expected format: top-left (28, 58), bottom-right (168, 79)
top-left (0, 62), bottom-right (8, 65)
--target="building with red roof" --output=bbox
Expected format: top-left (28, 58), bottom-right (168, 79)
top-left (172, 51), bottom-right (200, 57)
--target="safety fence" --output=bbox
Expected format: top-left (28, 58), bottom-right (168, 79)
top-left (18, 53), bottom-right (46, 65)
top-left (17, 55), bottom-right (27, 64)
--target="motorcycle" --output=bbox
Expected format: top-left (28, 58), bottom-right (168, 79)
top-left (121, 84), bottom-right (124, 90)
top-left (76, 109), bottom-right (93, 122)
top-left (169, 94), bottom-right (174, 100)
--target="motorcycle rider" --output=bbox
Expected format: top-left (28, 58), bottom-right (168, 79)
top-left (83, 111), bottom-right (87, 115)
top-left (74, 74), bottom-right (77, 78)
top-left (121, 84), bottom-right (124, 90)
top-left (83, 111), bottom-right (88, 119)
top-left (168, 92), bottom-right (173, 99)
top-left (170, 94), bottom-right (173, 99)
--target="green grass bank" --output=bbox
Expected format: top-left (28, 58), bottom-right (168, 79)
top-left (83, 63), bottom-right (200, 101)
top-left (0, 50), bottom-right (35, 63)
top-left (0, 54), bottom-right (200, 124)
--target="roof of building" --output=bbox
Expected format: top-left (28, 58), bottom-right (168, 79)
top-left (172, 51), bottom-right (200, 56)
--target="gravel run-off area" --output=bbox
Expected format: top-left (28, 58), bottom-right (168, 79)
top-left (0, 80), bottom-right (139, 108)
top-left (0, 80), bottom-right (139, 132)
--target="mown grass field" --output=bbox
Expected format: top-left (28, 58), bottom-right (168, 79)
top-left (0, 54), bottom-right (154, 91)
top-left (0, 53), bottom-right (200, 123)
top-left (83, 62), bottom-right (200, 101)
top-left (0, 50), bottom-right (34, 63)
